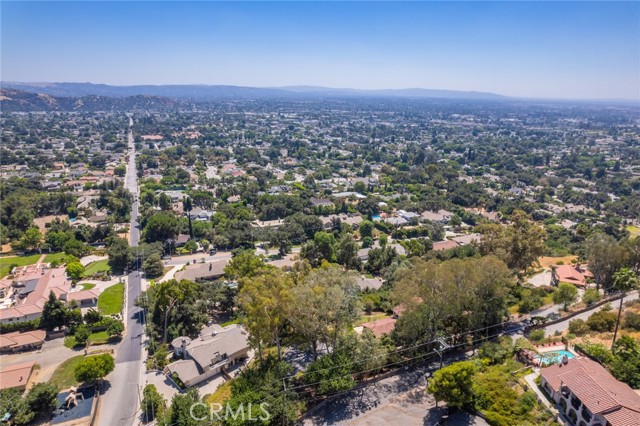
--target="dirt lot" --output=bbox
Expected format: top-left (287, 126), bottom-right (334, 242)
top-left (538, 256), bottom-right (578, 268)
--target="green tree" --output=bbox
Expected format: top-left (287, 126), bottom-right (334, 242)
top-left (18, 227), bottom-right (43, 252)
top-left (25, 383), bottom-right (59, 419)
top-left (427, 361), bottom-right (476, 409)
top-left (41, 292), bottom-right (69, 331)
top-left (66, 261), bottom-right (85, 282)
top-left (288, 267), bottom-right (360, 360)
top-left (160, 388), bottom-right (206, 426)
top-left (305, 352), bottom-right (356, 395)
top-left (359, 220), bottom-right (375, 239)
top-left (587, 233), bottom-right (627, 291)
top-left (587, 310), bottom-right (618, 332)
top-left (183, 196), bottom-right (194, 239)
top-left (336, 233), bottom-right (362, 271)
top-left (238, 270), bottom-right (293, 361)
top-left (143, 253), bottom-right (165, 278)
top-left (107, 237), bottom-right (133, 273)
top-left (611, 268), bottom-right (639, 348)
top-left (553, 283), bottom-right (579, 311)
top-left (144, 211), bottom-right (179, 243)
top-left (74, 325), bottom-right (91, 346)
top-left (74, 353), bottom-right (115, 383)
top-left (106, 320), bottom-right (124, 338)
top-left (141, 384), bottom-right (166, 422)
top-left (478, 210), bottom-right (546, 274)
top-left (224, 250), bottom-right (271, 281)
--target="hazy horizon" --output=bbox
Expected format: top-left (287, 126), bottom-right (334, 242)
top-left (2, 2), bottom-right (639, 100)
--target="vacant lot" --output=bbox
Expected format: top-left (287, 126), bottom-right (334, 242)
top-left (538, 255), bottom-right (578, 269)
top-left (98, 282), bottom-right (124, 315)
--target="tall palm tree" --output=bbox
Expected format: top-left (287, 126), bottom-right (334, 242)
top-left (183, 196), bottom-right (193, 239)
top-left (611, 268), bottom-right (639, 350)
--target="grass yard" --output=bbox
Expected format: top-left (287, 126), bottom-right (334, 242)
top-left (204, 380), bottom-right (233, 405)
top-left (83, 259), bottom-right (111, 277)
top-left (627, 225), bottom-right (640, 239)
top-left (78, 283), bottom-right (96, 290)
top-left (43, 252), bottom-right (67, 265)
top-left (0, 253), bottom-right (41, 278)
top-left (64, 331), bottom-right (111, 348)
top-left (48, 355), bottom-right (85, 390)
top-left (98, 283), bottom-right (124, 315)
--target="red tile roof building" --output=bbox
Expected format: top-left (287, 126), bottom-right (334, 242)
top-left (552, 264), bottom-right (593, 288)
top-left (540, 356), bottom-right (640, 426)
top-left (0, 361), bottom-right (36, 391)
top-left (361, 317), bottom-right (396, 338)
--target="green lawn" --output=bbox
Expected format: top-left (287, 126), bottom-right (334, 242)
top-left (0, 253), bottom-right (41, 278)
top-left (64, 331), bottom-right (111, 348)
top-left (83, 259), bottom-right (111, 277)
top-left (43, 252), bottom-right (67, 265)
top-left (48, 355), bottom-right (84, 390)
top-left (98, 283), bottom-right (124, 315)
top-left (78, 283), bottom-right (96, 290)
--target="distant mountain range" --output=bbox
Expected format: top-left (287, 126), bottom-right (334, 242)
top-left (1, 82), bottom-right (508, 101)
top-left (0, 88), bottom-right (186, 112)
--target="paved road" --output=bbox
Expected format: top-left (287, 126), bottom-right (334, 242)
top-left (99, 116), bottom-right (145, 426)
top-left (544, 290), bottom-right (639, 335)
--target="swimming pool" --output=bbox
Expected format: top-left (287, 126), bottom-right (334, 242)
top-left (534, 350), bottom-right (574, 366)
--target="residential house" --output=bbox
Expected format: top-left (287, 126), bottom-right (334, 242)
top-left (552, 264), bottom-right (593, 288)
top-left (0, 330), bottom-right (46, 353)
top-left (173, 261), bottom-right (228, 282)
top-left (359, 317), bottom-right (396, 338)
top-left (432, 240), bottom-right (459, 251)
top-left (0, 361), bottom-right (36, 391)
top-left (165, 324), bottom-right (250, 387)
top-left (540, 356), bottom-right (640, 426)
top-left (0, 266), bottom-right (72, 324)
top-left (421, 209), bottom-right (454, 224)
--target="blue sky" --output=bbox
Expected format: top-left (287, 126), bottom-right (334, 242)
top-left (1, 1), bottom-right (639, 99)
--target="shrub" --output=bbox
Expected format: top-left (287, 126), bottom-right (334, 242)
top-left (568, 319), bottom-right (590, 336)
top-left (576, 342), bottom-right (614, 365)
top-left (528, 329), bottom-right (545, 342)
top-left (582, 289), bottom-right (600, 306)
top-left (587, 310), bottom-right (617, 332)
top-left (623, 312), bottom-right (640, 331)
top-left (74, 325), bottom-right (91, 346)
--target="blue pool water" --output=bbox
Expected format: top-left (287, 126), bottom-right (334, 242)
top-left (372, 215), bottom-right (382, 221)
top-left (535, 350), bottom-right (574, 366)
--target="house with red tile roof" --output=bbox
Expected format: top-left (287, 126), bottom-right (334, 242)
top-left (540, 356), bottom-right (640, 426)
top-left (552, 264), bottom-right (593, 288)
top-left (0, 329), bottom-right (46, 353)
top-left (0, 266), bottom-right (72, 324)
top-left (360, 317), bottom-right (396, 338)
top-left (0, 361), bottom-right (36, 391)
